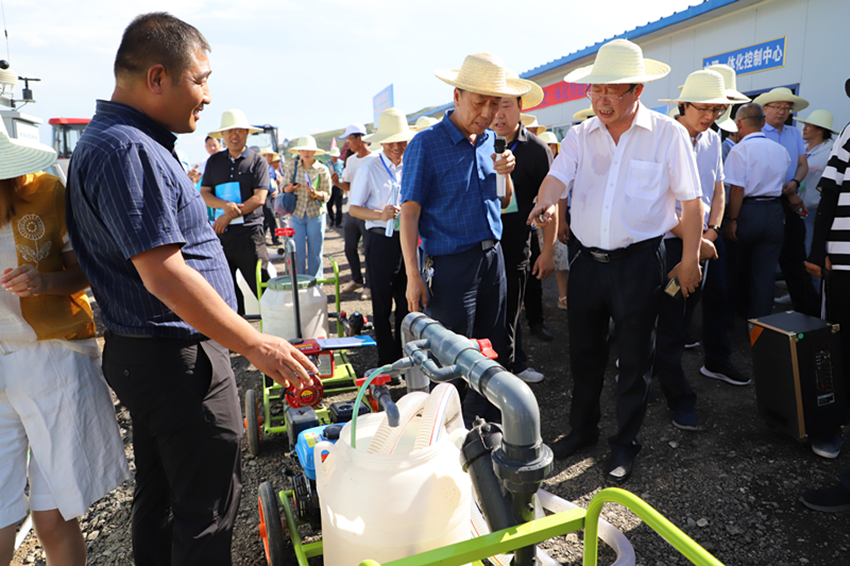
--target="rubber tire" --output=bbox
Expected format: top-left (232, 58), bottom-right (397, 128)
top-left (245, 389), bottom-right (261, 457)
top-left (258, 482), bottom-right (287, 566)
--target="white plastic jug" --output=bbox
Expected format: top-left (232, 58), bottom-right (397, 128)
top-left (315, 388), bottom-right (471, 566)
top-left (260, 275), bottom-right (329, 340)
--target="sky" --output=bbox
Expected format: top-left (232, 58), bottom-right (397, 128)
top-left (2, 0), bottom-right (698, 165)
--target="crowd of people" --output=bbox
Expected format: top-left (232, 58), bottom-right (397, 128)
top-left (1, 9), bottom-right (850, 566)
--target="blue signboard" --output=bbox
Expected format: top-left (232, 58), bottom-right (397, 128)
top-left (703, 37), bottom-right (786, 76)
top-left (373, 84), bottom-right (394, 126)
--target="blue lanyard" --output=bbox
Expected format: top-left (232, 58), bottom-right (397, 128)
top-left (379, 154), bottom-right (400, 189)
top-left (509, 139), bottom-right (519, 153)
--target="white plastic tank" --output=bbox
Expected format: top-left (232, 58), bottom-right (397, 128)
top-left (315, 389), bottom-right (471, 566)
top-left (260, 275), bottom-right (329, 340)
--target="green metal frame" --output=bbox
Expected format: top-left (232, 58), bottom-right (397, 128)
top-left (253, 254), bottom-right (358, 437)
top-left (275, 487), bottom-right (724, 566)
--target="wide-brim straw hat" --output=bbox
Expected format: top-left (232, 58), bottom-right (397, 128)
top-left (753, 87), bottom-right (809, 113)
top-left (435, 53), bottom-right (532, 98)
top-left (505, 69), bottom-right (544, 109)
top-left (329, 147), bottom-right (341, 157)
top-left (520, 114), bottom-right (546, 135)
top-left (660, 70), bottom-right (740, 105)
top-left (363, 107), bottom-right (416, 145)
top-left (287, 135), bottom-right (326, 155)
top-left (703, 64), bottom-right (749, 102)
top-left (797, 109), bottom-right (840, 134)
top-left (0, 119), bottom-right (57, 180)
top-left (259, 147), bottom-right (281, 161)
top-left (538, 131), bottom-right (559, 146)
top-left (411, 116), bottom-right (439, 132)
top-left (208, 108), bottom-right (263, 138)
top-left (573, 107), bottom-right (596, 121)
top-left (716, 106), bottom-right (738, 133)
top-left (564, 39), bottom-right (670, 85)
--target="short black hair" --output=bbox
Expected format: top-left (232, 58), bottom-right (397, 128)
top-left (205, 135), bottom-right (215, 142)
top-left (114, 12), bottom-right (210, 83)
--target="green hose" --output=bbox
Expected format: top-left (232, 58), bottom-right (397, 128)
top-left (350, 364), bottom-right (393, 448)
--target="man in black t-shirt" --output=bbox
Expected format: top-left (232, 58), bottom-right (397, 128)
top-left (202, 108), bottom-right (270, 315)
top-left (490, 90), bottom-right (555, 383)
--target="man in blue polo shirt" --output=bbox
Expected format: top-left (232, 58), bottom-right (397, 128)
top-left (400, 52), bottom-right (523, 426)
top-left (65, 13), bottom-right (315, 566)
top-left (755, 87), bottom-right (820, 315)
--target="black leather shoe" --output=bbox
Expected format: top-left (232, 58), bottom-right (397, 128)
top-left (530, 323), bottom-right (554, 342)
top-left (605, 452), bottom-right (635, 484)
top-left (551, 432), bottom-right (597, 460)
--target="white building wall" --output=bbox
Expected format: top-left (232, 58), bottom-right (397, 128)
top-left (531, 0), bottom-right (850, 136)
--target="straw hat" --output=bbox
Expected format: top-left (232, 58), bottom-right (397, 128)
top-left (520, 114), bottom-right (546, 135)
top-left (0, 119), bottom-right (57, 180)
top-left (753, 87), bottom-right (809, 113)
top-left (573, 107), bottom-right (596, 121)
top-left (434, 53), bottom-right (532, 98)
top-left (796, 109), bottom-right (840, 134)
top-left (287, 135), bottom-right (326, 155)
top-left (208, 108), bottom-right (263, 138)
top-left (716, 106), bottom-right (738, 133)
top-left (329, 147), bottom-right (341, 157)
top-left (505, 69), bottom-right (544, 109)
top-left (259, 147), bottom-right (280, 161)
top-left (363, 108), bottom-right (416, 145)
top-left (411, 116), bottom-right (439, 132)
top-left (564, 39), bottom-right (670, 85)
top-left (660, 70), bottom-right (739, 105)
top-left (538, 131), bottom-right (559, 146)
top-left (703, 64), bottom-right (749, 102)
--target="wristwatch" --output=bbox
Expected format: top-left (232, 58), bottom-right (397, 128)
top-left (707, 224), bottom-right (722, 233)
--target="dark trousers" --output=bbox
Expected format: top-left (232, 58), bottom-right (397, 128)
top-left (524, 230), bottom-right (544, 327)
top-left (367, 230), bottom-right (409, 366)
top-left (779, 202), bottom-right (820, 316)
top-left (425, 243), bottom-right (507, 427)
top-left (567, 238), bottom-right (665, 457)
top-left (219, 225), bottom-right (269, 316)
top-left (326, 187), bottom-right (344, 226)
top-left (343, 213), bottom-right (370, 286)
top-left (501, 233), bottom-right (532, 372)
top-left (826, 271), bottom-right (850, 487)
top-left (726, 200), bottom-right (784, 319)
top-left (102, 335), bottom-right (242, 566)
top-left (701, 235), bottom-right (733, 367)
top-left (262, 199), bottom-right (278, 242)
top-left (656, 238), bottom-right (699, 414)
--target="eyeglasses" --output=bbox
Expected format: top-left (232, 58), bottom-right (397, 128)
top-left (585, 85), bottom-right (636, 105)
top-left (764, 104), bottom-right (794, 112)
top-left (687, 103), bottom-right (727, 116)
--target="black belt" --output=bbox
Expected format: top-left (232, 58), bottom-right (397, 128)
top-left (107, 330), bottom-right (208, 342)
top-left (369, 227), bottom-right (398, 236)
top-left (577, 236), bottom-right (662, 263)
top-left (743, 196), bottom-right (780, 202)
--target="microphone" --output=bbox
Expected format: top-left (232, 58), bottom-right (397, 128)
top-left (495, 136), bottom-right (507, 198)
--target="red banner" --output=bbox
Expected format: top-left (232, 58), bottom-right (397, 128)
top-left (526, 82), bottom-right (586, 111)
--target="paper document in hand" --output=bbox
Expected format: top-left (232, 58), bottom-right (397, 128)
top-left (214, 181), bottom-right (244, 224)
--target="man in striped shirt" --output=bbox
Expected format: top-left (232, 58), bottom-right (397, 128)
top-left (66, 13), bottom-right (315, 564)
top-left (801, 80), bottom-right (850, 511)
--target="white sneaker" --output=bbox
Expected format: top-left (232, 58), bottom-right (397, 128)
top-left (517, 368), bottom-right (544, 383)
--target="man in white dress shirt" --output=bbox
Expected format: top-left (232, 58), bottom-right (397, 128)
top-left (529, 39), bottom-right (703, 484)
top-left (724, 103), bottom-right (791, 319)
top-left (349, 109), bottom-right (414, 366)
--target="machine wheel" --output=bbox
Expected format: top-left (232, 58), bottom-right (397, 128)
top-left (245, 389), bottom-right (261, 457)
top-left (258, 482), bottom-right (287, 566)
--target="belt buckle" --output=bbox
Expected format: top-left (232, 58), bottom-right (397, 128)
top-left (590, 250), bottom-right (610, 263)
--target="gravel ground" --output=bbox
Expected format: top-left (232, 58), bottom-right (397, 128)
top-left (12, 220), bottom-right (850, 566)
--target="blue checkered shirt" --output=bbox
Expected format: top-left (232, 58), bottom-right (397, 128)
top-left (401, 110), bottom-right (502, 256)
top-left (66, 100), bottom-right (236, 338)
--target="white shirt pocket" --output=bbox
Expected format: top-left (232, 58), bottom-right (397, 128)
top-left (625, 160), bottom-right (663, 201)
